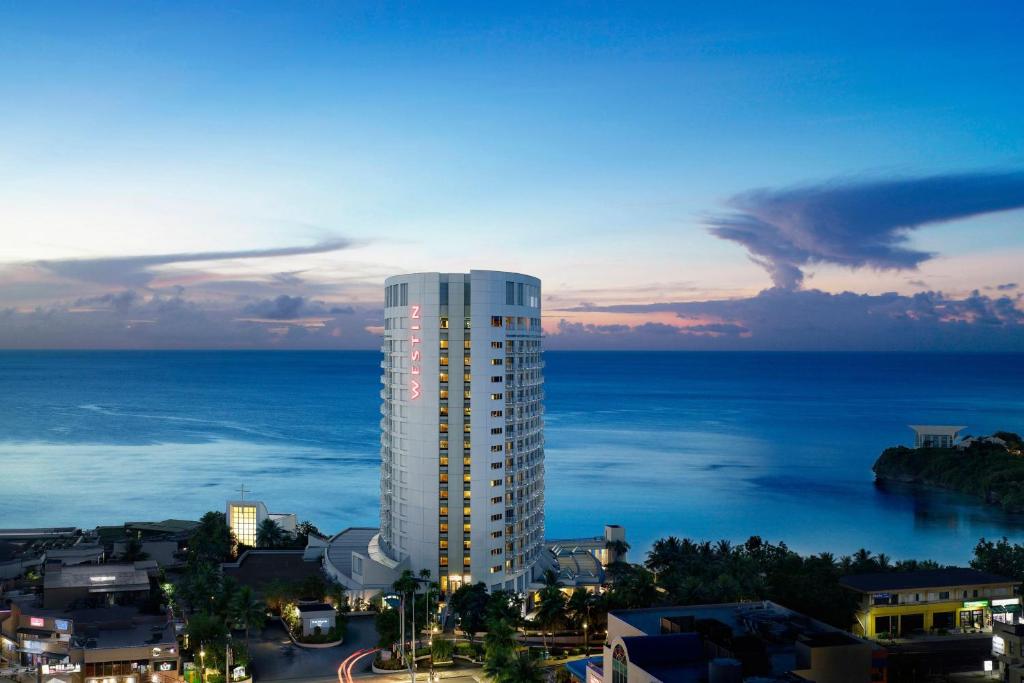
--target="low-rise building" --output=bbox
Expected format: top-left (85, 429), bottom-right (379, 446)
top-left (909, 425), bottom-right (967, 449)
top-left (43, 562), bottom-right (156, 610)
top-left (840, 567), bottom-right (1019, 638)
top-left (993, 619), bottom-right (1024, 681)
top-left (598, 601), bottom-right (877, 683)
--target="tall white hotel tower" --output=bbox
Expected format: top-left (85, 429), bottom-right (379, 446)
top-left (380, 271), bottom-right (545, 594)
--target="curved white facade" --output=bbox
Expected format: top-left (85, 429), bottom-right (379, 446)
top-left (380, 270), bottom-right (545, 594)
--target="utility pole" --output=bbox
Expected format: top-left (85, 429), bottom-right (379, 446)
top-left (409, 582), bottom-right (416, 683)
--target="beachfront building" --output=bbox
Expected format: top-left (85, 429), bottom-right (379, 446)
top-left (909, 425), bottom-right (967, 449)
top-left (225, 499), bottom-right (297, 548)
top-left (325, 271), bottom-right (546, 600)
top-left (840, 568), bottom-right (1020, 638)
top-left (593, 601), bottom-right (877, 683)
top-left (379, 271), bottom-right (545, 595)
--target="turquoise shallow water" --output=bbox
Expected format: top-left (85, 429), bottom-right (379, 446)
top-left (1, 350), bottom-right (1023, 564)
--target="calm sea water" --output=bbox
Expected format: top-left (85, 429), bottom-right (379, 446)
top-left (2, 351), bottom-right (1023, 565)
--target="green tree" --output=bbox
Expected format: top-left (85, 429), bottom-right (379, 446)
top-left (230, 585), bottom-right (267, 647)
top-left (535, 584), bottom-right (566, 651)
top-left (189, 511), bottom-right (236, 563)
top-left (255, 518), bottom-right (285, 549)
top-left (483, 617), bottom-right (518, 678)
top-left (449, 582), bottom-right (489, 643)
top-left (492, 651), bottom-right (546, 683)
top-left (375, 607), bottom-right (401, 648)
top-left (486, 590), bottom-right (523, 627)
top-left (120, 537), bottom-right (150, 562)
top-left (972, 537), bottom-right (1024, 581)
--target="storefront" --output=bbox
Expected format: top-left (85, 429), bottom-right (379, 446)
top-left (960, 600), bottom-right (990, 630)
top-left (993, 598), bottom-right (1022, 624)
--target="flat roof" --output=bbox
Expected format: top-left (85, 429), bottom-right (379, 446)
top-left (222, 550), bottom-right (323, 592)
top-left (908, 425), bottom-right (967, 434)
top-left (44, 563), bottom-right (150, 592)
top-left (296, 603), bottom-right (334, 613)
top-left (840, 568), bottom-right (1014, 592)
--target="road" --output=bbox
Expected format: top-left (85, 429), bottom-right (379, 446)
top-left (248, 614), bottom-right (379, 682)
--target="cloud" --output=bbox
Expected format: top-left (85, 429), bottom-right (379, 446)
top-left (30, 238), bottom-right (352, 287)
top-left (706, 171), bottom-right (1024, 289)
top-left (549, 287), bottom-right (1024, 350)
top-left (997, 282), bottom-right (1019, 291)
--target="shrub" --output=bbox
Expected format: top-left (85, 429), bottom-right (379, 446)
top-left (431, 638), bottom-right (454, 662)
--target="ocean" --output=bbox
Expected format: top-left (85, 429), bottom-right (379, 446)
top-left (1, 350), bottom-right (1023, 565)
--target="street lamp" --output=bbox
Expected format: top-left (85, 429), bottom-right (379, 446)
top-left (583, 621), bottom-right (589, 654)
top-left (199, 647), bottom-right (206, 683)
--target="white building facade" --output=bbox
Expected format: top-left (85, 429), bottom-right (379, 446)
top-left (379, 270), bottom-right (545, 595)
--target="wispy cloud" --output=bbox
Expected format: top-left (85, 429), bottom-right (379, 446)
top-left (706, 170), bottom-right (1024, 289)
top-left (31, 238), bottom-right (352, 287)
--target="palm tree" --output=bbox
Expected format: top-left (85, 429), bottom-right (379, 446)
top-left (535, 585), bottom-right (566, 652)
top-left (255, 518), bottom-right (285, 549)
top-left (230, 585), bottom-right (267, 647)
top-left (605, 538), bottom-right (630, 564)
top-left (565, 588), bottom-right (592, 630)
top-left (492, 651), bottom-right (546, 683)
top-left (483, 618), bottom-right (518, 679)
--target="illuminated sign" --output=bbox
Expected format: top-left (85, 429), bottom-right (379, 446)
top-left (89, 575), bottom-right (117, 582)
top-left (54, 619), bottom-right (69, 631)
top-left (409, 304), bottom-right (421, 400)
top-left (964, 600), bottom-right (989, 609)
top-left (42, 664), bottom-right (81, 674)
top-left (993, 598), bottom-right (1020, 607)
top-left (158, 662), bottom-right (174, 671)
top-left (309, 618), bottom-right (331, 629)
top-left (993, 635), bottom-right (1006, 655)
top-left (29, 617), bottom-right (45, 628)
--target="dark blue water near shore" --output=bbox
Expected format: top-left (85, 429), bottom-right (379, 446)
top-left (2, 351), bottom-right (1023, 564)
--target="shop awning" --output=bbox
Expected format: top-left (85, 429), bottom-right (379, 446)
top-left (993, 604), bottom-right (1021, 614)
top-left (17, 627), bottom-right (55, 637)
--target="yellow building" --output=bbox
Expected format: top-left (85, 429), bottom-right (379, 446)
top-left (841, 568), bottom-right (1020, 638)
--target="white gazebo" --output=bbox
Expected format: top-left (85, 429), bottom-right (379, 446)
top-left (909, 425), bottom-right (967, 449)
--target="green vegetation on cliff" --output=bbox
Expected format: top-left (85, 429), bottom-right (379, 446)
top-left (873, 432), bottom-right (1024, 509)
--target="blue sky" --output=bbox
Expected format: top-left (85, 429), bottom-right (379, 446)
top-left (1, 1), bottom-right (1023, 349)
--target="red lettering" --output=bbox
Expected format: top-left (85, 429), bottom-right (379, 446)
top-left (411, 379), bottom-right (421, 400)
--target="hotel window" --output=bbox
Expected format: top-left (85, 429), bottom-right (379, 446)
top-left (464, 407), bottom-right (472, 416)
top-left (490, 565), bottom-right (502, 574)
top-left (491, 513), bottom-right (503, 521)
top-left (490, 445), bottom-right (503, 453)
top-left (440, 406), bottom-right (449, 416)
top-left (491, 316), bottom-right (502, 327)
top-left (463, 523), bottom-right (471, 532)
top-left (939, 591), bottom-right (950, 600)
top-left (439, 540), bottom-right (448, 549)
top-left (440, 339), bottom-right (449, 349)
top-left (440, 357), bottom-right (449, 366)
top-left (491, 376), bottom-right (502, 383)
top-left (463, 557), bottom-right (472, 566)
top-left (464, 390), bottom-right (472, 400)
top-left (463, 490), bottom-right (471, 499)
top-left (439, 439), bottom-right (449, 450)
top-left (464, 373), bottom-right (472, 382)
top-left (463, 474), bottom-right (472, 483)
top-left (463, 506), bottom-right (471, 515)
top-left (464, 318), bottom-right (471, 329)
top-left (490, 427), bottom-right (503, 435)
top-left (440, 389), bottom-right (449, 399)
top-left (439, 506), bottom-right (448, 516)
top-left (490, 393), bottom-right (502, 400)
top-left (464, 340), bottom-right (472, 349)
top-left (491, 479), bottom-right (502, 486)
top-left (491, 341), bottom-right (503, 349)
top-left (491, 530), bottom-right (503, 539)
top-left (491, 496), bottom-right (502, 504)
top-left (440, 523), bottom-right (448, 533)
top-left (491, 548), bottom-right (503, 556)
top-left (516, 282), bottom-right (524, 305)
top-left (506, 281), bottom-right (515, 305)
top-left (464, 424), bottom-right (471, 433)
top-left (491, 358), bottom-right (503, 365)
top-left (440, 317), bottom-right (449, 329)
top-left (440, 372), bottom-right (449, 383)
top-left (490, 410), bottom-right (503, 417)
top-left (440, 423), bottom-right (448, 433)
top-left (491, 462), bottom-right (502, 469)
top-left (464, 356), bottom-right (471, 366)
top-left (440, 557), bottom-right (449, 567)
top-left (439, 473), bottom-right (449, 483)
top-left (399, 283), bottom-right (408, 306)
